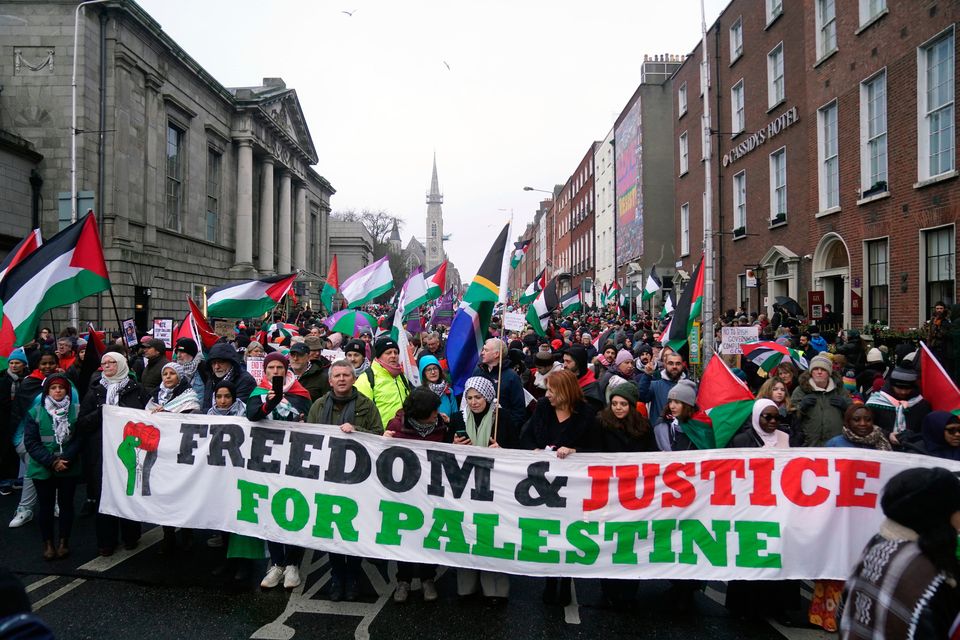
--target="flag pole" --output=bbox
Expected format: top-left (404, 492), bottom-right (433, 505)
top-left (106, 284), bottom-right (125, 339)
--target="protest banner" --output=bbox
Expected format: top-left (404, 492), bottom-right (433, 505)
top-left (245, 357), bottom-right (264, 383)
top-left (152, 318), bottom-right (173, 348)
top-left (720, 326), bottom-right (759, 355)
top-left (122, 318), bottom-right (138, 347)
top-left (503, 312), bottom-right (525, 333)
top-left (99, 407), bottom-right (960, 581)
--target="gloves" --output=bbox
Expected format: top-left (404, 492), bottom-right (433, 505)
top-left (800, 395), bottom-right (817, 410)
top-left (829, 396), bottom-right (848, 410)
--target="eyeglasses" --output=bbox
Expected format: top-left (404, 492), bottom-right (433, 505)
top-left (945, 427), bottom-right (960, 436)
top-left (759, 413), bottom-right (780, 421)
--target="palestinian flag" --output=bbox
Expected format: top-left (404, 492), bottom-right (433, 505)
top-left (249, 376), bottom-right (311, 403)
top-left (559, 288), bottom-right (582, 316)
top-left (0, 229), bottom-right (42, 283)
top-left (207, 273), bottom-right (297, 319)
top-left (0, 212), bottom-right (109, 362)
top-left (424, 261), bottom-right (447, 301)
top-left (600, 283), bottom-right (608, 307)
top-left (685, 354), bottom-right (756, 449)
top-left (741, 341), bottom-right (809, 373)
top-left (608, 281), bottom-right (621, 304)
top-left (447, 223), bottom-right (511, 394)
top-left (399, 266), bottom-right (430, 320)
top-left (666, 257), bottom-right (704, 352)
top-left (510, 239), bottom-right (531, 269)
top-left (173, 296), bottom-right (220, 352)
top-left (526, 278), bottom-right (559, 337)
top-left (340, 255), bottom-right (394, 308)
top-left (661, 290), bottom-right (676, 319)
top-left (919, 341), bottom-right (960, 416)
top-left (519, 269), bottom-right (546, 304)
top-left (642, 266), bottom-right (661, 302)
top-left (320, 255), bottom-right (339, 313)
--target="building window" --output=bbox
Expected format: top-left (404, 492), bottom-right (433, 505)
top-left (730, 18), bottom-right (743, 63)
top-left (205, 149), bottom-right (221, 243)
top-left (818, 101), bottom-right (839, 211)
top-left (919, 29), bottom-right (955, 180)
top-left (731, 80), bottom-right (745, 134)
top-left (767, 43), bottom-right (785, 108)
top-left (859, 0), bottom-right (886, 26)
top-left (680, 202), bottom-right (690, 256)
top-left (678, 82), bottom-right (687, 116)
top-left (679, 132), bottom-right (689, 175)
top-left (766, 0), bottom-right (783, 25)
top-left (923, 226), bottom-right (956, 316)
top-left (733, 171), bottom-right (746, 231)
top-left (861, 70), bottom-right (888, 194)
top-left (866, 238), bottom-right (889, 325)
top-left (769, 147), bottom-right (787, 220)
top-left (165, 123), bottom-right (184, 232)
top-left (816, 0), bottom-right (837, 59)
top-left (738, 274), bottom-right (749, 313)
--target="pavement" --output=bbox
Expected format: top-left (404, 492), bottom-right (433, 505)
top-left (0, 488), bottom-right (835, 639)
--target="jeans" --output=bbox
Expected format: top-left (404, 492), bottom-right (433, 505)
top-left (14, 442), bottom-right (37, 512)
top-left (329, 553), bottom-right (362, 585)
top-left (33, 476), bottom-right (78, 542)
top-left (267, 542), bottom-right (304, 567)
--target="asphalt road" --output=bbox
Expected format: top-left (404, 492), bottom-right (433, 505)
top-left (0, 489), bottom-right (833, 640)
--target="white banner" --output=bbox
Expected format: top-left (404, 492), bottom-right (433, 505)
top-left (720, 326), bottom-right (759, 354)
top-left (503, 312), bottom-right (525, 333)
top-left (100, 407), bottom-right (960, 580)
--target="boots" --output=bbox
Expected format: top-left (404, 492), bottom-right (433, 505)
top-left (42, 541), bottom-right (56, 561)
top-left (57, 538), bottom-right (70, 559)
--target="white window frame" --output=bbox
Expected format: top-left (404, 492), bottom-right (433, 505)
top-left (679, 132), bottom-right (689, 175)
top-left (769, 147), bottom-right (787, 221)
top-left (766, 0), bottom-right (783, 26)
top-left (680, 202), bottom-right (690, 256)
top-left (863, 236), bottom-right (890, 326)
top-left (731, 79), bottom-right (745, 134)
top-left (917, 26), bottom-right (956, 183)
top-left (815, 0), bottom-right (837, 60)
top-left (767, 43), bottom-right (785, 109)
top-left (678, 82), bottom-right (687, 117)
top-left (858, 0), bottom-right (887, 28)
top-left (733, 171), bottom-right (747, 231)
top-left (729, 18), bottom-right (743, 63)
top-left (817, 100), bottom-right (840, 213)
top-left (860, 69), bottom-right (888, 194)
top-left (919, 224), bottom-right (956, 321)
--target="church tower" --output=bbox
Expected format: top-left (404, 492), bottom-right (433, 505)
top-left (425, 154), bottom-right (444, 270)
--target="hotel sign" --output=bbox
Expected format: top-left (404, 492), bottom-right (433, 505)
top-left (721, 106), bottom-right (799, 167)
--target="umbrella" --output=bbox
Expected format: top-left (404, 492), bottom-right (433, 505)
top-left (740, 340), bottom-right (809, 374)
top-left (266, 322), bottom-right (298, 345)
top-left (774, 296), bottom-right (804, 317)
top-left (324, 309), bottom-right (377, 337)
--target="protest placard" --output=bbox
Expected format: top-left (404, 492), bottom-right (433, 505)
top-left (152, 318), bottom-right (173, 348)
top-left (99, 407), bottom-right (958, 581)
top-left (503, 312), bottom-right (525, 333)
top-left (720, 326), bottom-right (759, 354)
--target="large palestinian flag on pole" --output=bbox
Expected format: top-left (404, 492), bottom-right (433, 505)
top-left (559, 288), bottom-right (582, 316)
top-left (0, 212), bottom-right (110, 362)
top-left (519, 269), bottom-right (546, 304)
top-left (447, 223), bottom-right (511, 394)
top-left (685, 354), bottom-right (756, 449)
top-left (207, 273), bottom-right (297, 318)
top-left (642, 266), bottom-right (661, 302)
top-left (666, 257), bottom-right (704, 352)
top-left (510, 239), bottom-right (531, 269)
top-left (424, 261), bottom-right (448, 301)
top-left (525, 277), bottom-right (559, 337)
top-left (0, 229), bottom-right (42, 283)
top-left (320, 255), bottom-right (339, 313)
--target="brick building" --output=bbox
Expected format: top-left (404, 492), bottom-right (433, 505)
top-left (568, 143), bottom-right (598, 298)
top-left (675, 0), bottom-right (958, 330)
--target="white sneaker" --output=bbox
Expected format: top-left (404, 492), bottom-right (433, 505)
top-left (260, 565), bottom-right (284, 589)
top-left (283, 564), bottom-right (301, 589)
top-left (9, 508), bottom-right (32, 528)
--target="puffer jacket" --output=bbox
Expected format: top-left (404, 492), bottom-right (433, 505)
top-left (791, 371), bottom-right (851, 447)
top-left (418, 355), bottom-right (458, 419)
top-left (354, 359), bottom-right (410, 425)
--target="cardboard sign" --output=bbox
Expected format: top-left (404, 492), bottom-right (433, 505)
top-left (503, 312), bottom-right (525, 333)
top-left (213, 321), bottom-right (235, 338)
top-left (720, 326), bottom-right (760, 354)
top-left (152, 318), bottom-right (173, 349)
top-left (122, 318), bottom-right (138, 347)
top-left (245, 357), bottom-right (264, 383)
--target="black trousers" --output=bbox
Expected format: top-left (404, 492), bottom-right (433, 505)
top-left (33, 476), bottom-right (78, 542)
top-left (396, 562), bottom-right (435, 582)
top-left (329, 554), bottom-right (362, 584)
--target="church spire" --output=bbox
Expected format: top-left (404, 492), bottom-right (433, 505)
top-left (427, 152), bottom-right (443, 205)
top-left (425, 154), bottom-right (445, 270)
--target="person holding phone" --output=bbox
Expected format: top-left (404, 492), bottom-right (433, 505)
top-left (245, 352), bottom-right (312, 591)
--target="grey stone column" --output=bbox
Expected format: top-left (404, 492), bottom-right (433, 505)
top-left (293, 185), bottom-right (307, 271)
top-left (258, 157), bottom-right (275, 274)
top-left (232, 139), bottom-right (254, 273)
top-left (277, 170), bottom-right (292, 273)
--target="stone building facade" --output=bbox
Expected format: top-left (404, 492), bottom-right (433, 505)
top-left (1, 0), bottom-right (335, 330)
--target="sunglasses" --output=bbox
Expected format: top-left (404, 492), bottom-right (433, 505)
top-left (945, 427), bottom-right (960, 436)
top-left (759, 413), bottom-right (780, 421)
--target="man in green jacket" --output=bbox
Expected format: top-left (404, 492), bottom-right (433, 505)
top-left (306, 360), bottom-right (383, 434)
top-left (791, 353), bottom-right (851, 446)
top-left (353, 337), bottom-right (409, 425)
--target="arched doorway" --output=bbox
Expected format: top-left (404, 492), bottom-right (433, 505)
top-left (812, 233), bottom-right (850, 329)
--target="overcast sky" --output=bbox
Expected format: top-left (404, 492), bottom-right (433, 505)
top-left (138, 0), bottom-right (728, 279)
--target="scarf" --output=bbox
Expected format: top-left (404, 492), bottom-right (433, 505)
top-left (465, 406), bottom-right (495, 448)
top-left (427, 381), bottom-right (448, 398)
top-left (842, 425), bottom-right (892, 451)
top-left (207, 399), bottom-right (246, 416)
top-left (7, 371), bottom-right (20, 400)
top-left (100, 352), bottom-right (131, 406)
top-left (44, 395), bottom-right (73, 451)
top-left (376, 358), bottom-right (403, 378)
top-left (866, 391), bottom-right (925, 434)
top-left (354, 359), bottom-right (370, 378)
top-left (751, 398), bottom-right (790, 448)
top-left (408, 415), bottom-right (438, 438)
top-left (319, 388), bottom-right (358, 426)
top-left (178, 355), bottom-right (201, 381)
top-left (809, 376), bottom-right (836, 393)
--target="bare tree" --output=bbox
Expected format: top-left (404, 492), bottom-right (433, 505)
top-left (331, 208), bottom-right (404, 257)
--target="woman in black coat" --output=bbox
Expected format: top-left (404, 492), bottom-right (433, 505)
top-left (76, 351), bottom-right (147, 556)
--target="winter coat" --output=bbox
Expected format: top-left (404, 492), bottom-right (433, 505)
top-left (139, 354), bottom-right (169, 396)
top-left (472, 362), bottom-right (528, 428)
top-left (11, 371), bottom-right (46, 447)
top-left (296, 358), bottom-right (331, 402)
top-left (76, 377), bottom-right (148, 436)
top-left (200, 342), bottom-right (257, 412)
top-left (24, 399), bottom-right (81, 480)
top-left (354, 360), bottom-right (411, 425)
top-left (385, 411), bottom-right (451, 443)
top-left (306, 390), bottom-right (383, 434)
top-left (637, 369), bottom-right (684, 422)
top-left (790, 372), bottom-right (850, 447)
top-left (520, 398), bottom-right (595, 451)
top-left (864, 383), bottom-right (932, 436)
top-left (588, 413), bottom-right (656, 453)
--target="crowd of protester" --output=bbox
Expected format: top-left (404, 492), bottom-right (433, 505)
top-left (2, 300), bottom-right (960, 638)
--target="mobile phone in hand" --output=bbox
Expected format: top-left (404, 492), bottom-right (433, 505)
top-left (272, 376), bottom-right (284, 396)
top-left (455, 430), bottom-right (468, 439)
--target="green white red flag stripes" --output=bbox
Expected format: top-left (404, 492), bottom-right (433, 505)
top-left (526, 278), bottom-right (559, 337)
top-left (919, 341), bottom-right (960, 416)
top-left (642, 266), bottom-right (661, 302)
top-left (559, 288), bottom-right (582, 316)
top-left (666, 257), bottom-right (704, 352)
top-left (520, 269), bottom-right (546, 304)
top-left (173, 297), bottom-right (220, 352)
top-left (688, 354), bottom-right (756, 448)
top-left (340, 255), bottom-right (394, 309)
top-left (424, 261), bottom-right (448, 301)
top-left (206, 273), bottom-right (297, 318)
top-left (0, 229), bottom-right (42, 283)
top-left (510, 239), bottom-right (531, 269)
top-left (399, 266), bottom-right (430, 320)
top-left (0, 212), bottom-right (109, 361)
top-left (320, 256), bottom-right (339, 313)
